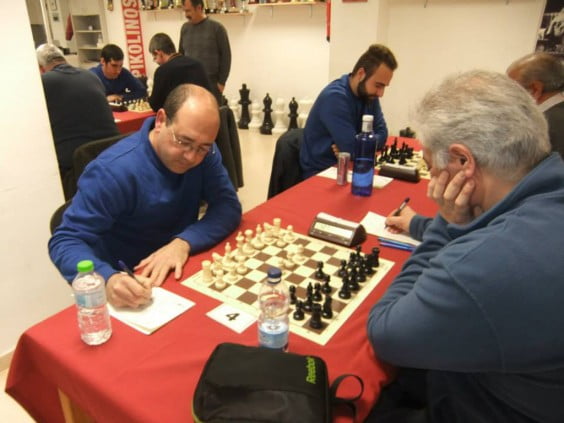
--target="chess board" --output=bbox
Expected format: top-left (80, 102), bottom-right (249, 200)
top-left (375, 149), bottom-right (430, 180)
top-left (127, 100), bottom-right (152, 113)
top-left (182, 229), bottom-right (394, 346)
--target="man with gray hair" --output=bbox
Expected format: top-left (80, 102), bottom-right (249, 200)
top-left (37, 43), bottom-right (118, 199)
top-left (367, 71), bottom-right (564, 422)
top-left (507, 52), bottom-right (564, 157)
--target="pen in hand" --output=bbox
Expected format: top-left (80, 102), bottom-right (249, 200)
top-left (393, 197), bottom-right (410, 216)
top-left (118, 260), bottom-right (145, 287)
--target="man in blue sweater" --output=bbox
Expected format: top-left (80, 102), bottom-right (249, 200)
top-left (367, 71), bottom-right (564, 422)
top-left (49, 84), bottom-right (241, 309)
top-left (90, 44), bottom-right (147, 102)
top-left (299, 44), bottom-right (397, 179)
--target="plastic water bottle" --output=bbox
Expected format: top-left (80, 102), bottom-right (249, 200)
top-left (258, 267), bottom-right (289, 351)
top-left (351, 114), bottom-right (377, 196)
top-left (72, 260), bottom-right (112, 346)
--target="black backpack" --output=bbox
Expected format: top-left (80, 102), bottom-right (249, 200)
top-left (192, 342), bottom-right (364, 423)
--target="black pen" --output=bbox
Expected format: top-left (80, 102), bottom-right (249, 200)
top-left (393, 197), bottom-right (410, 216)
top-left (118, 260), bottom-right (144, 286)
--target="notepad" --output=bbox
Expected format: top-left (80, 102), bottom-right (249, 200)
top-left (108, 287), bottom-right (195, 335)
top-left (361, 211), bottom-right (421, 247)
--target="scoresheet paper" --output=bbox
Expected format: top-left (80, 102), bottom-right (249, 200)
top-left (361, 212), bottom-right (421, 247)
top-left (108, 287), bottom-right (195, 335)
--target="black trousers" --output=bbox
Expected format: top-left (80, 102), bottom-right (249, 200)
top-left (364, 368), bottom-right (430, 423)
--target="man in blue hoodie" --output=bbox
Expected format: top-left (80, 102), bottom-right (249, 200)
top-left (367, 70), bottom-right (564, 422)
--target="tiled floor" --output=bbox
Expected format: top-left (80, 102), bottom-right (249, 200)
top-left (0, 128), bottom-right (278, 422)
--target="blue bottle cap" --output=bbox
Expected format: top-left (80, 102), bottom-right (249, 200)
top-left (267, 267), bottom-right (282, 279)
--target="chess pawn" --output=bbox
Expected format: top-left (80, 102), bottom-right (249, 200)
top-left (275, 237), bottom-right (287, 248)
top-left (248, 102), bottom-right (262, 131)
top-left (225, 266), bottom-right (238, 283)
top-left (272, 97), bottom-right (287, 135)
top-left (283, 225), bottom-right (296, 243)
top-left (214, 269), bottom-right (226, 289)
top-left (202, 260), bottom-right (213, 284)
top-left (251, 231), bottom-right (265, 250)
top-left (236, 255), bottom-right (247, 275)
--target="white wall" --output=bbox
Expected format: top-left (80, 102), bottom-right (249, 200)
top-left (382, 0), bottom-right (545, 134)
top-left (0, 3), bottom-right (73, 359)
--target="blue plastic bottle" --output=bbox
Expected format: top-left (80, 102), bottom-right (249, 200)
top-left (351, 115), bottom-right (377, 196)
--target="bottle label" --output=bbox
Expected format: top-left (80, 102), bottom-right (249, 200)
top-left (75, 290), bottom-right (106, 308)
top-left (258, 322), bottom-right (289, 350)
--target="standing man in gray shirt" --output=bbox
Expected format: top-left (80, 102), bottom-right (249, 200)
top-left (179, 0), bottom-right (231, 104)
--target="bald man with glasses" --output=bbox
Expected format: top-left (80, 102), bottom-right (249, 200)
top-left (49, 84), bottom-right (241, 308)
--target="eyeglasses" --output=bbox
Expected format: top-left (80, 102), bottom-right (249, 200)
top-left (169, 127), bottom-right (214, 157)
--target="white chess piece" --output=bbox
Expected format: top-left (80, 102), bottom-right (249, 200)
top-left (298, 98), bottom-right (314, 128)
top-left (214, 269), bottom-right (226, 289)
top-left (293, 245), bottom-right (307, 264)
top-left (273, 218), bottom-right (282, 237)
top-left (283, 225), bottom-right (296, 243)
top-left (248, 102), bottom-right (262, 131)
top-left (272, 97), bottom-right (287, 135)
top-left (211, 252), bottom-right (224, 272)
top-left (236, 231), bottom-right (245, 254)
top-left (229, 97), bottom-right (240, 121)
top-left (202, 260), bottom-right (213, 284)
top-left (236, 255), bottom-right (248, 275)
top-left (225, 266), bottom-right (238, 283)
top-left (242, 229), bottom-right (255, 255)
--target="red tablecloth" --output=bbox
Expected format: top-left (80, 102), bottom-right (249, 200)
top-left (6, 150), bottom-right (437, 423)
top-left (113, 110), bottom-right (155, 134)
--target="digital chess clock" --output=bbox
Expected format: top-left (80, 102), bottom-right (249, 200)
top-left (308, 212), bottom-right (366, 247)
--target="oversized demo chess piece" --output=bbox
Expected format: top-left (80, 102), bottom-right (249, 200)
top-left (298, 98), bottom-right (313, 128)
top-left (272, 98), bottom-right (287, 135)
top-left (238, 83), bottom-right (251, 129)
top-left (288, 97), bottom-right (299, 130)
top-left (248, 102), bottom-right (262, 131)
top-left (260, 93), bottom-right (274, 135)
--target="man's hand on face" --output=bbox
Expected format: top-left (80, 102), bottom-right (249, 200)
top-left (428, 169), bottom-right (483, 225)
top-left (106, 273), bottom-right (152, 308)
top-left (135, 238), bottom-right (191, 287)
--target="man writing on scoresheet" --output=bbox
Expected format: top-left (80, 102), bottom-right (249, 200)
top-left (49, 84), bottom-right (241, 309)
top-left (367, 70), bottom-right (564, 422)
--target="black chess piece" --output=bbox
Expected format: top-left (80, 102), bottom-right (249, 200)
top-left (293, 301), bottom-right (305, 320)
top-left (321, 276), bottom-right (332, 294)
top-left (338, 260), bottom-right (348, 278)
top-left (313, 283), bottom-right (322, 302)
top-left (356, 265), bottom-right (366, 283)
top-left (309, 304), bottom-right (323, 329)
top-left (289, 285), bottom-right (297, 305)
top-left (288, 97), bottom-right (299, 130)
top-left (338, 280), bottom-right (351, 299)
top-left (303, 294), bottom-right (313, 312)
top-left (259, 93), bottom-right (274, 135)
top-left (238, 83), bottom-right (251, 129)
top-left (372, 247), bottom-right (380, 267)
top-left (315, 262), bottom-right (326, 280)
top-left (306, 282), bottom-right (313, 297)
top-left (322, 295), bottom-right (333, 319)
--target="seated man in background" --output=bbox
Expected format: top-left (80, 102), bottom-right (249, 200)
top-left (148, 32), bottom-right (212, 111)
top-left (367, 70), bottom-right (564, 422)
top-left (299, 44), bottom-right (397, 179)
top-left (90, 43), bottom-right (147, 102)
top-left (507, 52), bottom-right (564, 157)
top-left (49, 84), bottom-right (242, 309)
top-left (386, 52), bottom-right (564, 240)
top-left (36, 43), bottom-right (119, 199)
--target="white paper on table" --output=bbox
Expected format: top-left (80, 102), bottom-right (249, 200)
top-left (317, 167), bottom-right (393, 189)
top-left (360, 211), bottom-right (421, 247)
top-left (108, 287), bottom-right (195, 335)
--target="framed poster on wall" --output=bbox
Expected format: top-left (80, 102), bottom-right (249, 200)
top-left (536, 0), bottom-right (564, 57)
